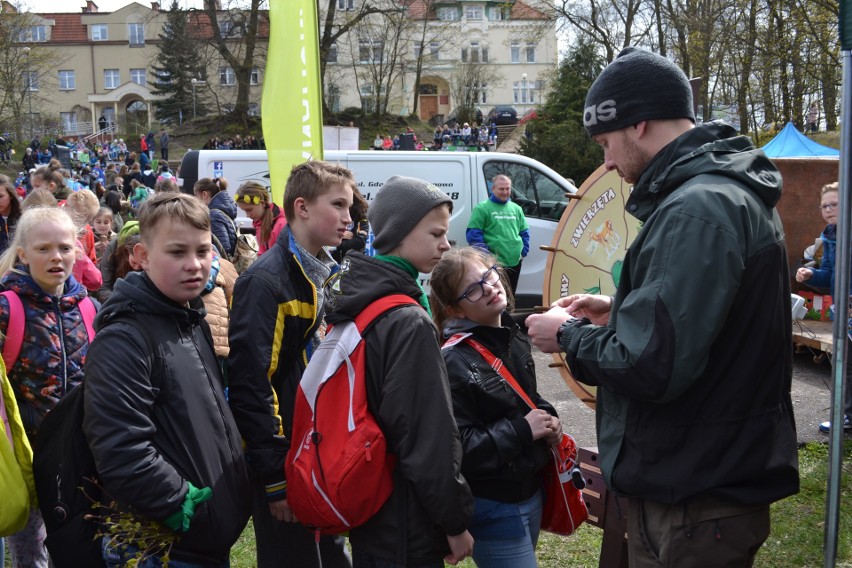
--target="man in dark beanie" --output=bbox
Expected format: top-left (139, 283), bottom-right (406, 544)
top-left (324, 175), bottom-right (474, 566)
top-left (528, 47), bottom-right (799, 566)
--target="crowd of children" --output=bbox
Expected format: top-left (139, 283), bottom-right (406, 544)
top-left (0, 152), bottom-right (571, 567)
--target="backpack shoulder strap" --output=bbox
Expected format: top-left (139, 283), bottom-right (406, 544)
top-left (1, 290), bottom-right (24, 371)
top-left (78, 297), bottom-right (97, 343)
top-left (353, 294), bottom-right (419, 333)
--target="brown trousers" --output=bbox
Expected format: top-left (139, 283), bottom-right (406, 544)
top-left (627, 496), bottom-right (770, 567)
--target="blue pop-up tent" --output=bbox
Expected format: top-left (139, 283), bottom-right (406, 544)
top-left (761, 121), bottom-right (840, 158)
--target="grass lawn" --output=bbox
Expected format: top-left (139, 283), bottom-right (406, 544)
top-left (227, 442), bottom-right (852, 568)
top-left (1, 442), bottom-right (849, 566)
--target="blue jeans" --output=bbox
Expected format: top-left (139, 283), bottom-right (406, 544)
top-left (102, 538), bottom-right (229, 568)
top-left (469, 491), bottom-right (543, 568)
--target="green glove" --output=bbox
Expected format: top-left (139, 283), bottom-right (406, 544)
top-left (163, 481), bottom-right (212, 533)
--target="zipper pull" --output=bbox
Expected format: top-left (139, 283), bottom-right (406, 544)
top-left (365, 441), bottom-right (372, 461)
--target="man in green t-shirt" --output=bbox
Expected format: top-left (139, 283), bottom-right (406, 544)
top-left (466, 174), bottom-right (530, 294)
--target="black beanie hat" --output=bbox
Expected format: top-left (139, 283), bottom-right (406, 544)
top-left (583, 47), bottom-right (695, 137)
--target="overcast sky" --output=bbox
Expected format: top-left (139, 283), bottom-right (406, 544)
top-left (22, 0), bottom-right (207, 12)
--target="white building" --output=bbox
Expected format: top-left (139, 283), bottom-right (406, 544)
top-left (323, 0), bottom-right (557, 122)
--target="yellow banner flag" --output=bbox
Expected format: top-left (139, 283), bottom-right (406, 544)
top-left (262, 0), bottom-right (324, 205)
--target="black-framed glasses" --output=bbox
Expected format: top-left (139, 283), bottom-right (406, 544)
top-left (821, 202), bottom-right (839, 211)
top-left (456, 265), bottom-right (500, 303)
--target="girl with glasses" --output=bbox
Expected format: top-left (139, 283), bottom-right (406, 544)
top-left (430, 247), bottom-right (563, 568)
top-left (796, 182), bottom-right (852, 433)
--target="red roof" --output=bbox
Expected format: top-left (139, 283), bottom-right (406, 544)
top-left (187, 10), bottom-right (270, 40)
top-left (41, 13), bottom-right (88, 43)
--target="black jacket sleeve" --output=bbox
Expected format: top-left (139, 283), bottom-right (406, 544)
top-left (227, 271), bottom-right (290, 493)
top-left (367, 308), bottom-right (473, 536)
top-left (82, 323), bottom-right (186, 521)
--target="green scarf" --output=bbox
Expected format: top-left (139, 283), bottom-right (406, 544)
top-left (374, 254), bottom-right (431, 317)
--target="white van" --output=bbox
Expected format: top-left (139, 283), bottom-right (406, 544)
top-left (179, 150), bottom-right (576, 312)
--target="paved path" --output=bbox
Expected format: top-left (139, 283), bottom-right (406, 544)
top-left (533, 342), bottom-right (836, 450)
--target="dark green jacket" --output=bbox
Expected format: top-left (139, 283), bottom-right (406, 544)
top-left (560, 122), bottom-right (799, 505)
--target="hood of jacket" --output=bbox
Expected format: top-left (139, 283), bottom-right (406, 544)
top-left (95, 271), bottom-right (206, 331)
top-left (209, 191), bottom-right (237, 220)
top-left (325, 251), bottom-right (425, 323)
top-left (627, 121), bottom-right (782, 222)
top-left (1, 266), bottom-right (87, 305)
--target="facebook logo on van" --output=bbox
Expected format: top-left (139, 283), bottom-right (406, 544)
top-left (213, 161), bottom-right (224, 178)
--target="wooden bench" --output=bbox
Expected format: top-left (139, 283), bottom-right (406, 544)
top-left (579, 447), bottom-right (629, 568)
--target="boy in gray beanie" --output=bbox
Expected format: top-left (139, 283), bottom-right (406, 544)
top-left (323, 175), bottom-right (474, 566)
top-left (528, 46), bottom-right (796, 567)
top-left (369, 175), bottom-right (453, 254)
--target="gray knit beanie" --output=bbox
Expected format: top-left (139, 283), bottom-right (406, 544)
top-left (583, 47), bottom-right (695, 137)
top-left (368, 175), bottom-right (453, 254)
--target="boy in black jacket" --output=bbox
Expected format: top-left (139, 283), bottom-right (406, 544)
top-left (228, 161), bottom-right (355, 568)
top-left (83, 193), bottom-right (251, 566)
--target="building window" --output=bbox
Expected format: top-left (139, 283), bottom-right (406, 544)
top-left (248, 103), bottom-right (260, 117)
top-left (128, 23), bottom-right (144, 46)
top-left (465, 6), bottom-right (482, 20)
top-left (338, 0), bottom-right (354, 9)
top-left (130, 68), bottom-right (146, 86)
top-left (58, 70), bottom-right (75, 90)
top-left (220, 20), bottom-right (244, 37)
top-left (104, 69), bottom-right (120, 89)
top-left (219, 67), bottom-right (236, 86)
top-left (327, 85), bottom-right (341, 113)
top-left (437, 7), bottom-right (458, 21)
top-left (479, 83), bottom-right (488, 104)
top-left (250, 67), bottom-right (260, 85)
top-left (513, 79), bottom-right (537, 104)
top-left (511, 42), bottom-right (520, 63)
top-left (60, 112), bottom-right (77, 133)
top-left (154, 70), bottom-right (171, 85)
top-left (328, 43), bottom-right (338, 63)
top-left (430, 42), bottom-right (439, 60)
top-left (525, 43), bottom-right (536, 63)
top-left (359, 40), bottom-right (383, 64)
top-left (488, 6), bottom-right (509, 20)
top-left (22, 71), bottom-right (38, 92)
top-left (91, 24), bottom-right (108, 40)
top-left (17, 26), bottom-right (46, 42)
top-left (462, 43), bottom-right (488, 63)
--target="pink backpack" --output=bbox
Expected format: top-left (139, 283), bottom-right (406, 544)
top-left (1, 290), bottom-right (96, 370)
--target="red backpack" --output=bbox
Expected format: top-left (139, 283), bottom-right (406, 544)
top-left (285, 294), bottom-right (417, 536)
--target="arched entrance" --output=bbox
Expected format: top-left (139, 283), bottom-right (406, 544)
top-left (419, 83), bottom-right (438, 121)
top-left (125, 100), bottom-right (148, 136)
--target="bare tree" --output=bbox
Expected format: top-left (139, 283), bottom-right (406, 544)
top-left (0, 8), bottom-right (63, 141)
top-left (555, 0), bottom-right (653, 61)
top-left (317, 0), bottom-right (399, 116)
top-left (192, 0), bottom-right (267, 127)
top-left (448, 61), bottom-right (502, 125)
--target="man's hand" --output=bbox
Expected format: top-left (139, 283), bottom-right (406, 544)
top-left (445, 531), bottom-right (474, 565)
top-left (526, 307), bottom-right (575, 353)
top-left (795, 267), bottom-right (813, 283)
top-left (553, 294), bottom-right (612, 325)
top-left (269, 499), bottom-right (296, 523)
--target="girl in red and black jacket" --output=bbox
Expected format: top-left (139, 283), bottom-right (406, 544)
top-left (431, 247), bottom-right (562, 568)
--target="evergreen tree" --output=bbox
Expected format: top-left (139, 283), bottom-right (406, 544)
top-left (151, 0), bottom-right (207, 122)
top-left (520, 40), bottom-right (605, 186)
